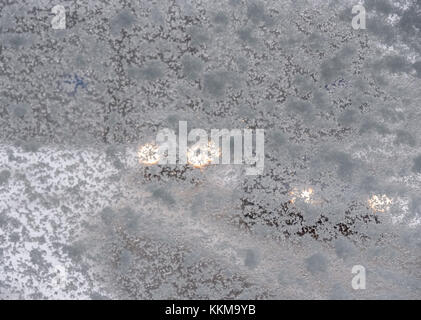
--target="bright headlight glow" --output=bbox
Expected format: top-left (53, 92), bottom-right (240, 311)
top-left (289, 187), bottom-right (314, 204)
top-left (368, 194), bottom-right (393, 213)
top-left (187, 141), bottom-right (221, 169)
top-left (138, 143), bottom-right (160, 165)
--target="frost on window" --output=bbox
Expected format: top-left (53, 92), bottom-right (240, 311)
top-left (0, 0), bottom-right (420, 299)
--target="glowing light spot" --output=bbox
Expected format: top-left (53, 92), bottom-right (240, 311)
top-left (289, 187), bottom-right (314, 204)
top-left (187, 141), bottom-right (221, 169)
top-left (368, 194), bottom-right (393, 213)
top-left (301, 188), bottom-right (313, 203)
top-left (138, 143), bottom-right (160, 165)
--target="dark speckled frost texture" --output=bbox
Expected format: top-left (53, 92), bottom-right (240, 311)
top-left (0, 0), bottom-right (420, 299)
